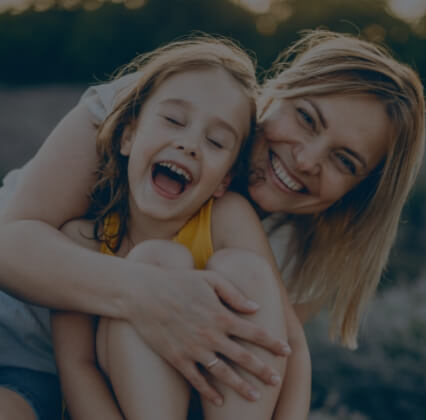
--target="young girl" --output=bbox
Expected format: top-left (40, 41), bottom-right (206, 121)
top-left (50, 37), bottom-right (309, 420)
top-left (0, 30), bottom-right (424, 420)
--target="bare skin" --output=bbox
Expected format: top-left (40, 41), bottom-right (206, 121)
top-left (0, 388), bottom-right (36, 420)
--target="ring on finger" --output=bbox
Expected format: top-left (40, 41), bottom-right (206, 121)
top-left (206, 356), bottom-right (220, 370)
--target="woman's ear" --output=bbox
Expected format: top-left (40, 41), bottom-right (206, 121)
top-left (120, 125), bottom-right (134, 156)
top-left (213, 173), bottom-right (232, 198)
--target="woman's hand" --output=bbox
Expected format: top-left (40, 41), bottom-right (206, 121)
top-left (123, 265), bottom-right (290, 405)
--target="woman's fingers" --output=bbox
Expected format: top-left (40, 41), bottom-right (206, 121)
top-left (202, 357), bottom-right (261, 401)
top-left (206, 271), bottom-right (290, 356)
top-left (127, 266), bottom-right (288, 401)
top-left (214, 339), bottom-right (283, 386)
top-left (228, 315), bottom-right (292, 356)
top-left (205, 271), bottom-right (260, 313)
top-left (179, 363), bottom-right (223, 406)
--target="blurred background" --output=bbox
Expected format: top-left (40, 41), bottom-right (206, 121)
top-left (0, 0), bottom-right (425, 418)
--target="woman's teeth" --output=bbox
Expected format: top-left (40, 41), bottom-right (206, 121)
top-left (271, 154), bottom-right (303, 192)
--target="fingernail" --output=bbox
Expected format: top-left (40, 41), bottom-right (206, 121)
top-left (245, 300), bottom-right (259, 310)
top-left (270, 374), bottom-right (281, 385)
top-left (280, 341), bottom-right (292, 355)
top-left (214, 397), bottom-right (223, 406)
top-left (248, 389), bottom-right (260, 401)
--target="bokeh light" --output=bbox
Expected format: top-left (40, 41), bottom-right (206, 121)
top-left (388, 0), bottom-right (426, 22)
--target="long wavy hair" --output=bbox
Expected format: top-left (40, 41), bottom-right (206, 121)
top-left (259, 30), bottom-right (425, 348)
top-left (86, 35), bottom-right (258, 252)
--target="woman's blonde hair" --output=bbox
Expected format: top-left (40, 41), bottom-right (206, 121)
top-left (261, 30), bottom-right (425, 348)
top-left (87, 34), bottom-right (258, 251)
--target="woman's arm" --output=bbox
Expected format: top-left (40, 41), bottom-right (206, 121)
top-left (50, 219), bottom-right (123, 419)
top-left (51, 310), bottom-right (124, 420)
top-left (0, 102), bottom-right (288, 404)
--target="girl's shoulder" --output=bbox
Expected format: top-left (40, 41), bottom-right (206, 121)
top-left (211, 192), bottom-right (269, 255)
top-left (60, 218), bottom-right (99, 252)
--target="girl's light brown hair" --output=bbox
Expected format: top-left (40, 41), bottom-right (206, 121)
top-left (87, 34), bottom-right (258, 252)
top-left (261, 30), bottom-right (425, 348)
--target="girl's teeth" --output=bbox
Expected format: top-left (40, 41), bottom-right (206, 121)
top-left (158, 162), bottom-right (192, 182)
top-left (271, 154), bottom-right (303, 192)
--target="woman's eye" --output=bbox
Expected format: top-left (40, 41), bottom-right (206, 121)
top-left (207, 137), bottom-right (223, 149)
top-left (336, 153), bottom-right (356, 175)
top-left (297, 108), bottom-right (316, 131)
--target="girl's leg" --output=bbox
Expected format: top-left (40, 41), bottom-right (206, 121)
top-left (0, 367), bottom-right (62, 420)
top-left (0, 388), bottom-right (36, 420)
top-left (96, 240), bottom-right (194, 420)
top-left (202, 249), bottom-right (287, 420)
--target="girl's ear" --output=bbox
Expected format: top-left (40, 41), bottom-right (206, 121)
top-left (213, 173), bottom-right (232, 198)
top-left (120, 125), bottom-right (134, 156)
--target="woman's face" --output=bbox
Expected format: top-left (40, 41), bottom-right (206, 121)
top-left (248, 94), bottom-right (390, 215)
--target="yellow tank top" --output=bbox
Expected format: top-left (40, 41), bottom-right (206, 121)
top-left (100, 199), bottom-right (214, 269)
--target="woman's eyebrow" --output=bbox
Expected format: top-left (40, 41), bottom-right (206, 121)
top-left (306, 98), bottom-right (327, 129)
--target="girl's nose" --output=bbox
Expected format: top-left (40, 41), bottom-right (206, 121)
top-left (175, 143), bottom-right (198, 158)
top-left (174, 134), bottom-right (201, 159)
top-left (292, 142), bottom-right (322, 176)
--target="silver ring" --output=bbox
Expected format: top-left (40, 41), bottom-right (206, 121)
top-left (206, 357), bottom-right (220, 370)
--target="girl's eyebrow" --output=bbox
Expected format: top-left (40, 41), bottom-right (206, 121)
top-left (159, 98), bottom-right (192, 108)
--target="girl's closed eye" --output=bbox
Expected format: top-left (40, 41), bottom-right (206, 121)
top-left (206, 137), bottom-right (224, 149)
top-left (163, 115), bottom-right (185, 126)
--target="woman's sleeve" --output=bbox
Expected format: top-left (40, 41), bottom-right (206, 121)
top-left (80, 72), bottom-right (141, 126)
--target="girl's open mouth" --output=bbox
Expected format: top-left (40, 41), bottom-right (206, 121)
top-left (151, 161), bottom-right (193, 199)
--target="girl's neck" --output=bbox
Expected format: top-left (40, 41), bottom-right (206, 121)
top-left (126, 210), bottom-right (187, 245)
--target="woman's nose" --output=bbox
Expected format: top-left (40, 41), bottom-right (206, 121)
top-left (292, 142), bottom-right (322, 176)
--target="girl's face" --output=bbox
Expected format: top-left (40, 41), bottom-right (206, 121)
top-left (121, 67), bottom-right (251, 223)
top-left (248, 94), bottom-right (390, 215)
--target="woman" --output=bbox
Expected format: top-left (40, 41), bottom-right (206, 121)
top-left (0, 30), bottom-right (424, 419)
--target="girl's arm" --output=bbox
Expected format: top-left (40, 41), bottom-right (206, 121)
top-left (51, 311), bottom-right (124, 420)
top-left (212, 192), bottom-right (312, 419)
top-left (0, 102), bottom-right (287, 404)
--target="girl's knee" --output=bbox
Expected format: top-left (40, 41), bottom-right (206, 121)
top-left (207, 249), bottom-right (286, 337)
top-left (207, 248), bottom-right (278, 299)
top-left (126, 240), bottom-right (194, 269)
